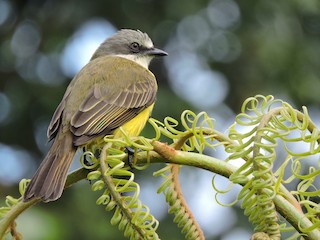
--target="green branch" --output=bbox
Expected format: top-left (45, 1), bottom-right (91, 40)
top-left (0, 167), bottom-right (91, 239)
top-left (141, 144), bottom-right (320, 240)
top-left (1, 145), bottom-right (319, 239)
top-left (2, 96), bottom-right (320, 240)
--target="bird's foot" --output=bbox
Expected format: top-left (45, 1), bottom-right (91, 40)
top-left (125, 146), bottom-right (136, 169)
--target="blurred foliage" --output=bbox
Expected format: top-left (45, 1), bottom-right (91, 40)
top-left (1, 0), bottom-right (320, 239)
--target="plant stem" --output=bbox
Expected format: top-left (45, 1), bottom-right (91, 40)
top-left (0, 167), bottom-right (91, 239)
top-left (0, 198), bottom-right (38, 239)
top-left (143, 143), bottom-right (320, 240)
top-left (273, 194), bottom-right (320, 240)
top-left (1, 147), bottom-right (319, 240)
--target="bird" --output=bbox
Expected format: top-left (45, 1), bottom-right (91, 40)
top-left (23, 29), bottom-right (168, 202)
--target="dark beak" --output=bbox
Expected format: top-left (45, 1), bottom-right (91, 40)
top-left (146, 47), bottom-right (168, 57)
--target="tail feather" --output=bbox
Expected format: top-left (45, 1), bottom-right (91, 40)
top-left (24, 132), bottom-right (76, 202)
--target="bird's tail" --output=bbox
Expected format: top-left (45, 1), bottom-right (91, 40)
top-left (24, 132), bottom-right (76, 202)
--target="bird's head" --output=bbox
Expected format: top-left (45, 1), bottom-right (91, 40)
top-left (91, 29), bottom-right (168, 68)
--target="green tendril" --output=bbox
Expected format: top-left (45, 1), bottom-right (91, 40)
top-left (1, 94), bottom-right (320, 240)
top-left (88, 133), bottom-right (159, 240)
top-left (226, 95), bottom-right (320, 239)
top-left (154, 165), bottom-right (205, 240)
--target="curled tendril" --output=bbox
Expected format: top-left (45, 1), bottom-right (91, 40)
top-left (154, 165), bottom-right (205, 240)
top-left (149, 99), bottom-right (318, 239)
top-left (80, 151), bottom-right (100, 169)
top-left (1, 95), bottom-right (320, 240)
top-left (0, 179), bottom-right (28, 219)
top-left (149, 110), bottom-right (218, 240)
top-left (149, 110), bottom-right (219, 153)
top-left (226, 95), bottom-right (320, 239)
top-left (87, 134), bottom-right (159, 240)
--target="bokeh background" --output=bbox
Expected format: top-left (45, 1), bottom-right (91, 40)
top-left (1, 0), bottom-right (320, 239)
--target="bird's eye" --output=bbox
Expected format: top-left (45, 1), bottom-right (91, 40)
top-left (129, 42), bottom-right (140, 53)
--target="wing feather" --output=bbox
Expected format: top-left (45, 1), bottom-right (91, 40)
top-left (70, 60), bottom-right (157, 146)
top-left (46, 56), bottom-right (157, 146)
top-left (47, 84), bottom-right (73, 141)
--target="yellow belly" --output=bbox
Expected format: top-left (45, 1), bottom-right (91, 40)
top-left (113, 104), bottom-right (154, 138)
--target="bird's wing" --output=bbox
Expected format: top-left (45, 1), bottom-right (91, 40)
top-left (69, 58), bottom-right (157, 146)
top-left (47, 83), bottom-right (74, 141)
